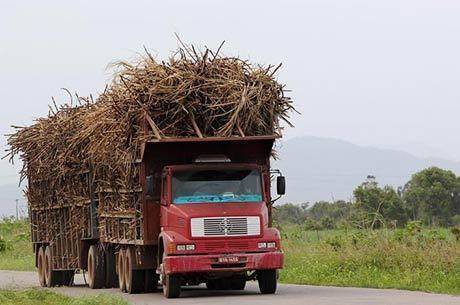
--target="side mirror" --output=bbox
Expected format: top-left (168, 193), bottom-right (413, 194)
top-left (276, 176), bottom-right (286, 195)
top-left (146, 175), bottom-right (154, 196)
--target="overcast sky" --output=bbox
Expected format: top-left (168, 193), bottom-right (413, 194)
top-left (1, 0), bottom-right (460, 185)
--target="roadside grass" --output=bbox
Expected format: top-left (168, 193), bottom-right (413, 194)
top-left (0, 289), bottom-right (127, 305)
top-left (0, 218), bottom-right (35, 271)
top-left (279, 225), bottom-right (460, 295)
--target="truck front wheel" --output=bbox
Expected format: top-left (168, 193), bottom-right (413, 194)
top-left (257, 269), bottom-right (277, 294)
top-left (163, 274), bottom-right (181, 298)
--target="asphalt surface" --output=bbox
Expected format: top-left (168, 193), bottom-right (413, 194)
top-left (0, 270), bottom-right (459, 305)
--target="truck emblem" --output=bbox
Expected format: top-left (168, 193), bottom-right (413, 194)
top-left (218, 218), bottom-right (233, 234)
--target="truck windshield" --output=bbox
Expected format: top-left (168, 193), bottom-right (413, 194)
top-left (172, 169), bottom-right (263, 204)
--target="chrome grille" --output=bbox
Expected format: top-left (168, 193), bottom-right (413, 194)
top-left (204, 217), bottom-right (247, 236)
top-left (191, 216), bottom-right (260, 237)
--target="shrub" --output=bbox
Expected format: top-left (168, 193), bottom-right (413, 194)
top-left (0, 236), bottom-right (8, 252)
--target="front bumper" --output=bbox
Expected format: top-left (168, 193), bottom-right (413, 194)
top-left (163, 251), bottom-right (284, 275)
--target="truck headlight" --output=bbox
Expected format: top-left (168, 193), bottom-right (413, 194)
top-left (258, 242), bottom-right (267, 249)
top-left (176, 244), bottom-right (195, 251)
top-left (267, 242), bottom-right (276, 248)
top-left (176, 245), bottom-right (186, 251)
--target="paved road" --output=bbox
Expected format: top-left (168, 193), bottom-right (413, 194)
top-left (1, 270), bottom-right (459, 305)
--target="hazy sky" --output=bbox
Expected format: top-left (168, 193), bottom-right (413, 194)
top-left (1, 0), bottom-right (460, 185)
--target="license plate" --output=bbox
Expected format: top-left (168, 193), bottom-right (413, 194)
top-left (218, 256), bottom-right (239, 263)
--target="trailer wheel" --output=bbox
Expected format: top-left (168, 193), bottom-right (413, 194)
top-left (124, 247), bottom-right (144, 294)
top-left (44, 246), bottom-right (61, 287)
top-left (105, 245), bottom-right (118, 288)
top-left (117, 248), bottom-right (126, 292)
top-left (257, 269), bottom-right (277, 294)
top-left (87, 245), bottom-right (105, 289)
top-left (144, 269), bottom-right (159, 292)
top-left (37, 246), bottom-right (46, 287)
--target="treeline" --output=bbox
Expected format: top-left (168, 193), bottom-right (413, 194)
top-left (274, 167), bottom-right (460, 229)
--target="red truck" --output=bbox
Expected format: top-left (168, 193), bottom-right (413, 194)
top-left (31, 135), bottom-right (286, 298)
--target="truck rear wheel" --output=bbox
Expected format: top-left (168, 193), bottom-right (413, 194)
top-left (87, 245), bottom-right (105, 289)
top-left (37, 246), bottom-right (46, 287)
top-left (117, 248), bottom-right (126, 292)
top-left (124, 247), bottom-right (144, 294)
top-left (163, 274), bottom-right (181, 298)
top-left (257, 269), bottom-right (277, 294)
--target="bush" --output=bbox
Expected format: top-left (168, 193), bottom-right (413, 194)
top-left (451, 215), bottom-right (460, 226)
top-left (0, 236), bottom-right (7, 252)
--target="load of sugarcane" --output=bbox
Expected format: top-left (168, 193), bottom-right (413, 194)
top-left (6, 43), bottom-right (294, 239)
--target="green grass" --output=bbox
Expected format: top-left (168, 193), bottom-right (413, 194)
top-left (278, 225), bottom-right (460, 295)
top-left (0, 218), bottom-right (35, 271)
top-left (0, 289), bottom-right (127, 305)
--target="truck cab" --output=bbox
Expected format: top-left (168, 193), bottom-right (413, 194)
top-left (142, 136), bottom-right (285, 297)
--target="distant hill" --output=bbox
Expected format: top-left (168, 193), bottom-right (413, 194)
top-left (273, 136), bottom-right (460, 205)
top-left (1, 136), bottom-right (460, 215)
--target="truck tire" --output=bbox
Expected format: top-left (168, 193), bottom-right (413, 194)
top-left (87, 245), bottom-right (105, 289)
top-left (257, 269), bottom-right (277, 294)
top-left (163, 274), bottom-right (181, 298)
top-left (44, 246), bottom-right (61, 287)
top-left (37, 246), bottom-right (46, 287)
top-left (124, 247), bottom-right (144, 294)
top-left (230, 277), bottom-right (246, 290)
top-left (105, 245), bottom-right (118, 288)
top-left (144, 269), bottom-right (159, 292)
top-left (117, 248), bottom-right (126, 292)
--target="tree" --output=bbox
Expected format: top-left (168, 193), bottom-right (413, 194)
top-left (273, 203), bottom-right (308, 224)
top-left (403, 167), bottom-right (460, 226)
top-left (354, 178), bottom-right (407, 228)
